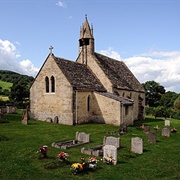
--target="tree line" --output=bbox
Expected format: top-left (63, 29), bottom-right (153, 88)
top-left (0, 70), bottom-right (180, 119)
top-left (143, 81), bottom-right (180, 120)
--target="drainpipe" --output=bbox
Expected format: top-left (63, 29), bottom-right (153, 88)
top-left (121, 103), bottom-right (124, 125)
top-left (76, 90), bottom-right (78, 125)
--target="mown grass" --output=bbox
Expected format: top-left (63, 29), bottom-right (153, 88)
top-left (0, 113), bottom-right (180, 180)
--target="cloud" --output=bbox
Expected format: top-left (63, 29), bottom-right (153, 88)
top-left (56, 1), bottom-right (66, 8)
top-left (99, 48), bottom-right (180, 93)
top-left (0, 39), bottom-right (39, 77)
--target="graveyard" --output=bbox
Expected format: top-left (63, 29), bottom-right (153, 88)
top-left (0, 111), bottom-right (180, 179)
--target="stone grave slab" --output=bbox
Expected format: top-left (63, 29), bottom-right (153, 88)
top-left (103, 136), bottom-right (120, 148)
top-left (165, 120), bottom-right (170, 127)
top-left (81, 136), bottom-right (120, 157)
top-left (131, 137), bottom-right (143, 154)
top-left (162, 128), bottom-right (170, 137)
top-left (52, 132), bottom-right (90, 149)
top-left (103, 145), bottom-right (117, 165)
top-left (143, 126), bottom-right (150, 134)
top-left (148, 132), bottom-right (156, 143)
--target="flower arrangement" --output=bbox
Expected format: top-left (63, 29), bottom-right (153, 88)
top-left (88, 156), bottom-right (98, 169)
top-left (171, 127), bottom-right (177, 133)
top-left (71, 163), bottom-right (83, 175)
top-left (37, 145), bottom-right (48, 158)
top-left (103, 154), bottom-right (115, 165)
top-left (57, 152), bottom-right (68, 161)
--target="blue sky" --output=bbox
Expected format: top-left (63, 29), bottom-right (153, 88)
top-left (0, 0), bottom-right (180, 93)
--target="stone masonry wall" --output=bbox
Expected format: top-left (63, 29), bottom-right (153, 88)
top-left (30, 55), bottom-right (74, 125)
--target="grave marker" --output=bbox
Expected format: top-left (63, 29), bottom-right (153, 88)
top-left (103, 136), bottom-right (120, 148)
top-left (148, 132), bottom-right (156, 143)
top-left (131, 137), bottom-right (143, 154)
top-left (165, 120), bottom-right (170, 126)
top-left (162, 128), bottom-right (170, 137)
top-left (103, 145), bottom-right (117, 165)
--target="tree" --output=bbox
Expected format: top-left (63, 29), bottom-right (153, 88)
top-left (159, 91), bottom-right (178, 108)
top-left (142, 81), bottom-right (165, 107)
top-left (174, 95), bottom-right (180, 112)
top-left (9, 80), bottom-right (30, 108)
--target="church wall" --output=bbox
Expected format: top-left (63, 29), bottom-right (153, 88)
top-left (93, 92), bottom-right (121, 126)
top-left (30, 55), bottom-right (74, 125)
top-left (115, 89), bottom-right (145, 120)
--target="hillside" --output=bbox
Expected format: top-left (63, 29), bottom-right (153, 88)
top-left (0, 70), bottom-right (34, 84)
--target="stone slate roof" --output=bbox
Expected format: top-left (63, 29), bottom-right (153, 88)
top-left (53, 55), bottom-right (106, 91)
top-left (96, 92), bottom-right (133, 105)
top-left (94, 52), bottom-right (145, 92)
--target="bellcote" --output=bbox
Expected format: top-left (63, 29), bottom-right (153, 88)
top-left (78, 15), bottom-right (95, 60)
top-left (80, 15), bottom-right (94, 39)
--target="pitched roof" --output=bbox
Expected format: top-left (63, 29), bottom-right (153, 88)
top-left (96, 92), bottom-right (133, 105)
top-left (53, 55), bottom-right (106, 91)
top-left (94, 52), bottom-right (145, 92)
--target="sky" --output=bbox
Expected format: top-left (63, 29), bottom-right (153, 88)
top-left (0, 0), bottom-right (180, 93)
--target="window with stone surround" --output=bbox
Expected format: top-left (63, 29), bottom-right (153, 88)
top-left (45, 76), bottom-right (49, 93)
top-left (51, 76), bottom-right (55, 92)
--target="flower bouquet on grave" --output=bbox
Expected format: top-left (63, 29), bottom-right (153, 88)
top-left (37, 145), bottom-right (48, 158)
top-left (88, 156), bottom-right (98, 170)
top-left (103, 154), bottom-right (115, 165)
top-left (71, 163), bottom-right (83, 175)
top-left (171, 127), bottom-right (177, 133)
top-left (57, 152), bottom-right (68, 161)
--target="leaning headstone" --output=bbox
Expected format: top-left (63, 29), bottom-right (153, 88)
top-left (148, 132), bottom-right (156, 143)
top-left (144, 126), bottom-right (150, 134)
top-left (103, 145), bottom-right (117, 165)
top-left (103, 136), bottom-right (120, 148)
top-left (54, 116), bottom-right (59, 124)
top-left (21, 106), bottom-right (28, 125)
top-left (162, 128), bottom-right (170, 137)
top-left (131, 137), bottom-right (143, 154)
top-left (76, 132), bottom-right (90, 143)
top-left (165, 120), bottom-right (170, 127)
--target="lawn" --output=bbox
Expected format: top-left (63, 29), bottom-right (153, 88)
top-left (0, 113), bottom-right (180, 180)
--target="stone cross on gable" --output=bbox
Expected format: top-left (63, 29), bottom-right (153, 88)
top-left (49, 46), bottom-right (54, 54)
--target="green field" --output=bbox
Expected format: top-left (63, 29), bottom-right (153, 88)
top-left (0, 80), bottom-right (12, 91)
top-left (0, 113), bottom-right (180, 180)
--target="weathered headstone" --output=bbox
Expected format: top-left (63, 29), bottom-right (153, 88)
top-left (21, 106), bottom-right (28, 125)
top-left (76, 132), bottom-right (90, 143)
top-left (165, 120), bottom-right (170, 127)
top-left (103, 136), bottom-right (120, 148)
top-left (46, 117), bottom-right (52, 123)
top-left (54, 116), bottom-right (59, 124)
top-left (144, 126), bottom-right (150, 134)
top-left (148, 132), bottom-right (156, 143)
top-left (103, 145), bottom-right (117, 165)
top-left (162, 128), bottom-right (170, 137)
top-left (131, 137), bottom-right (143, 154)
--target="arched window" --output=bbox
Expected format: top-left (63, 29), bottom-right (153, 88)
top-left (45, 76), bottom-right (49, 93)
top-left (87, 95), bottom-right (90, 112)
top-left (51, 76), bottom-right (55, 92)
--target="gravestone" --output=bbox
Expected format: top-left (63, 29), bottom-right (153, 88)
top-left (76, 132), bottom-right (90, 143)
top-left (162, 128), bottom-right (170, 137)
top-left (21, 106), bottom-right (28, 125)
top-left (148, 132), bottom-right (156, 143)
top-left (54, 116), bottom-right (59, 124)
top-left (46, 117), bottom-right (52, 123)
top-left (103, 136), bottom-right (120, 148)
top-left (165, 120), bottom-right (170, 127)
top-left (144, 126), bottom-right (150, 134)
top-left (131, 137), bottom-right (143, 154)
top-left (103, 145), bottom-right (117, 165)
top-left (0, 112), bottom-right (4, 120)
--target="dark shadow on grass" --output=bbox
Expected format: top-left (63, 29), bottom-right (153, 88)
top-left (44, 160), bottom-right (71, 169)
top-left (143, 149), bottom-right (150, 153)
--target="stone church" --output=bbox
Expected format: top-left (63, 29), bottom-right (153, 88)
top-left (30, 16), bottom-right (145, 126)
